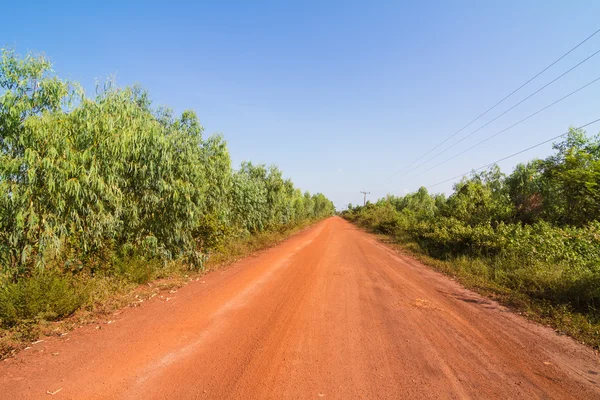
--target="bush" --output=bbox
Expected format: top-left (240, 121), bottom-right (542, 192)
top-left (0, 274), bottom-right (86, 328)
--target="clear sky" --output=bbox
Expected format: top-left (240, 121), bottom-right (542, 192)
top-left (2, 0), bottom-right (600, 209)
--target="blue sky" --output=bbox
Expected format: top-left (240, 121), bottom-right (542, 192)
top-left (2, 1), bottom-right (600, 209)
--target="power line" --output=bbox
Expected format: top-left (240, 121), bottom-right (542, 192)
top-left (414, 75), bottom-right (600, 177)
top-left (387, 27), bottom-right (600, 180)
top-left (426, 118), bottom-right (600, 189)
top-left (399, 47), bottom-right (600, 178)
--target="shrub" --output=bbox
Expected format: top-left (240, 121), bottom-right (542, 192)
top-left (0, 273), bottom-right (86, 328)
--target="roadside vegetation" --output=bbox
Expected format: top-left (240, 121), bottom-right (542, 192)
top-left (342, 128), bottom-right (600, 349)
top-left (0, 49), bottom-right (334, 356)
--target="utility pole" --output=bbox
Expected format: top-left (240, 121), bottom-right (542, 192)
top-left (360, 191), bottom-right (370, 206)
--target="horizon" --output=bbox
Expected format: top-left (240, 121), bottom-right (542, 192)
top-left (2, 1), bottom-right (600, 210)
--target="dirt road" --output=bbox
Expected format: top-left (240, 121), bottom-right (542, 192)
top-left (1, 217), bottom-right (599, 399)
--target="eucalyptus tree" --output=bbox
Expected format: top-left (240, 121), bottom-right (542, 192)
top-left (0, 49), bottom-right (335, 278)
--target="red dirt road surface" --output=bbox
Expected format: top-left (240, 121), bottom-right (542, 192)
top-left (1, 217), bottom-right (599, 399)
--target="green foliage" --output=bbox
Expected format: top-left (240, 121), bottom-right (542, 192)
top-left (0, 49), bottom-right (334, 292)
top-left (0, 273), bottom-right (86, 328)
top-left (343, 129), bottom-right (600, 325)
top-left (443, 166), bottom-right (514, 225)
top-left (539, 129), bottom-right (600, 225)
